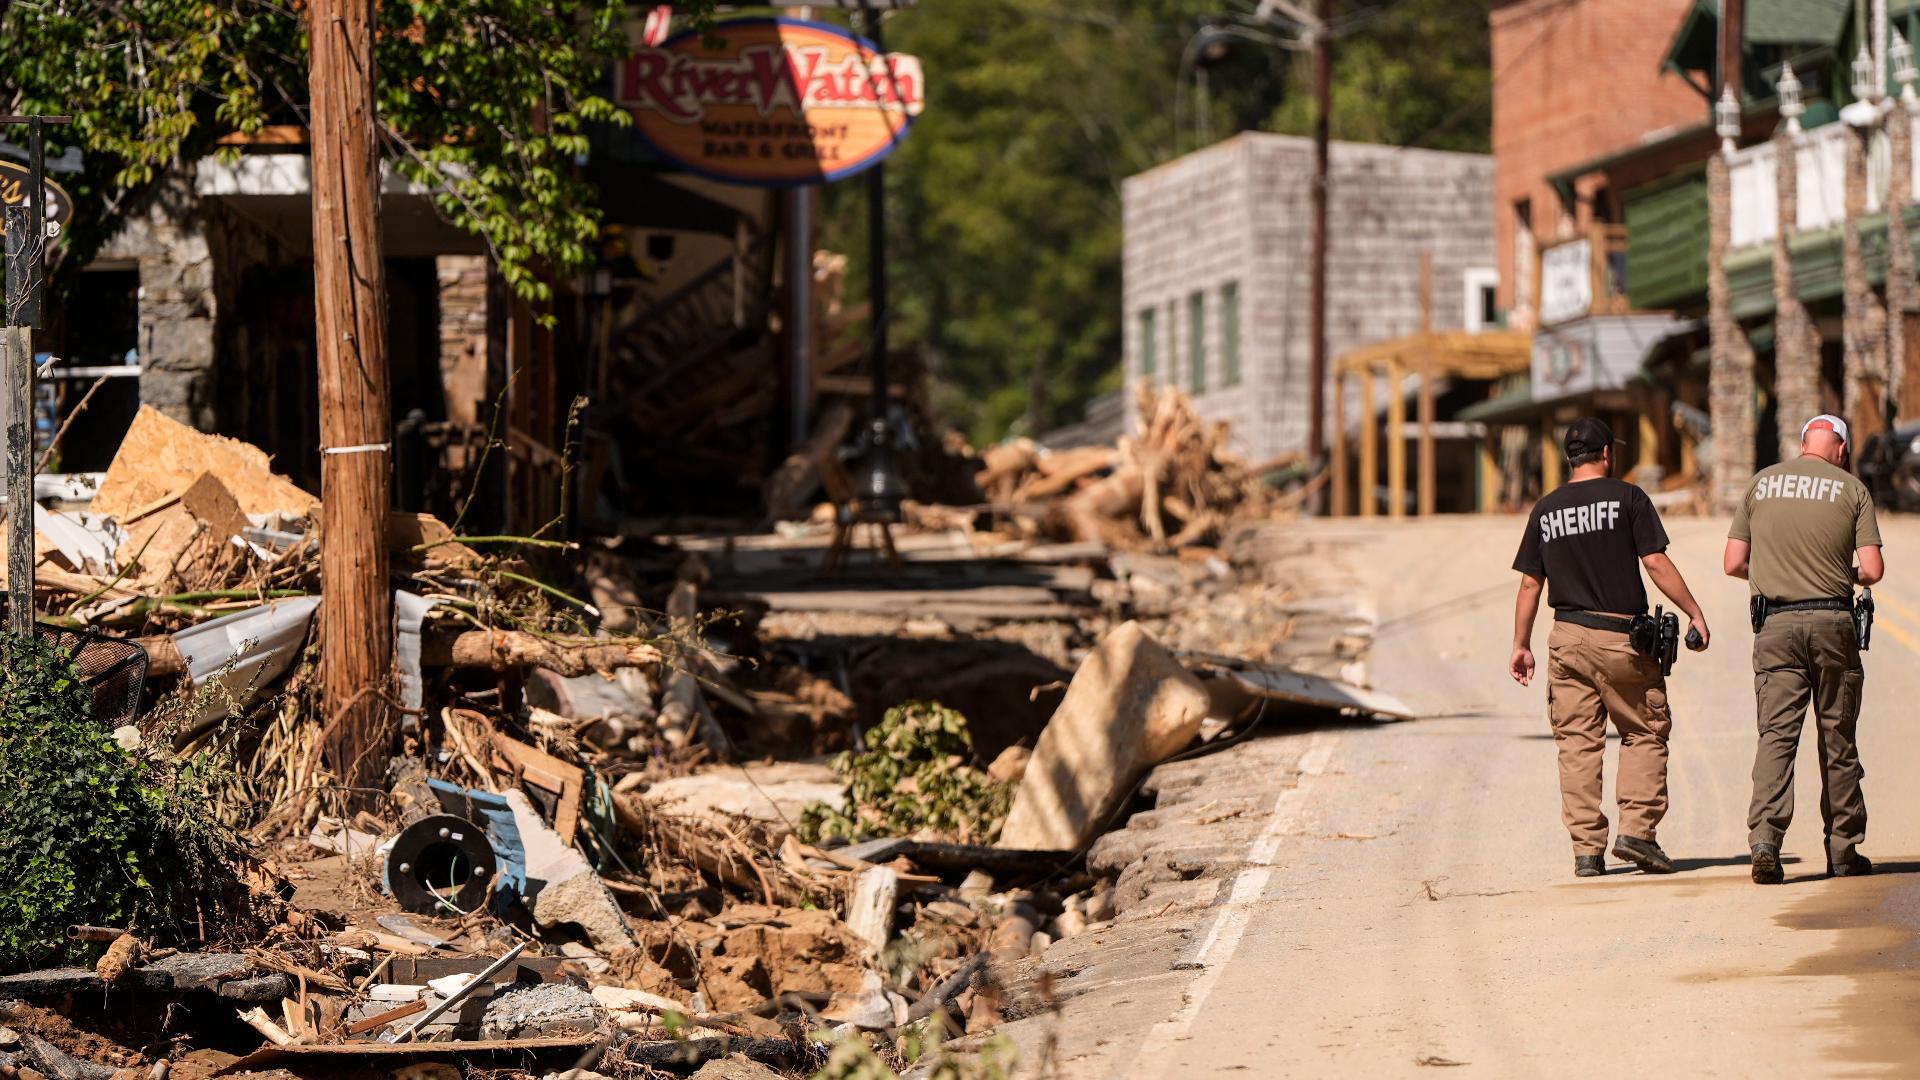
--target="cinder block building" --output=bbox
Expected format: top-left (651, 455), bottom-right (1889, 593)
top-left (1121, 133), bottom-right (1497, 465)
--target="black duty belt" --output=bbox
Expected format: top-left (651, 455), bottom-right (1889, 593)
top-left (1765, 598), bottom-right (1852, 614)
top-left (1554, 610), bottom-right (1636, 635)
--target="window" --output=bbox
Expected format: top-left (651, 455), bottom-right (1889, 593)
top-left (1220, 282), bottom-right (1241, 386)
top-left (1138, 308), bottom-right (1157, 380)
top-left (1167, 300), bottom-right (1179, 385)
top-left (1462, 267), bottom-right (1499, 331)
top-left (1187, 291), bottom-right (1206, 394)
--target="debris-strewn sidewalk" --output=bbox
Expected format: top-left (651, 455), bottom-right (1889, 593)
top-left (1, 389), bottom-right (1415, 1079)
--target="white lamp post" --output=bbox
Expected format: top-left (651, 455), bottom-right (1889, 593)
top-left (1778, 62), bottom-right (1805, 133)
top-left (1894, 29), bottom-right (1918, 102)
top-left (1717, 86), bottom-right (1742, 154)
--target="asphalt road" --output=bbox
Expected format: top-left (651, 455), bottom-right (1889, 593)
top-left (1114, 512), bottom-right (1920, 1078)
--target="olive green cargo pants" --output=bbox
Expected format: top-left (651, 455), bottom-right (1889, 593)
top-left (1748, 609), bottom-right (1866, 864)
top-left (1547, 620), bottom-right (1672, 855)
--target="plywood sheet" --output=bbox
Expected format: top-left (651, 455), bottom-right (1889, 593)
top-left (92, 406), bottom-right (317, 519)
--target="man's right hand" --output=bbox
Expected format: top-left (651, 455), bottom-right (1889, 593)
top-left (1509, 646), bottom-right (1535, 686)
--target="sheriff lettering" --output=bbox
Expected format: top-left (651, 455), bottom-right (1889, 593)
top-left (1539, 500), bottom-right (1623, 544)
top-left (1751, 473), bottom-right (1847, 503)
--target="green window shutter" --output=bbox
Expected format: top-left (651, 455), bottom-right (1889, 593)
top-left (1139, 308), bottom-right (1157, 378)
top-left (1188, 291), bottom-right (1206, 394)
top-left (1624, 171), bottom-right (1708, 310)
top-left (1221, 282), bottom-right (1240, 386)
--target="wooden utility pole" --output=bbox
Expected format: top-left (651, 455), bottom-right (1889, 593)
top-left (1307, 0), bottom-right (1332, 512)
top-left (309, 0), bottom-right (394, 790)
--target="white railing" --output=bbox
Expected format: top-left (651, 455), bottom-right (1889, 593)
top-left (1728, 117), bottom-right (1904, 248)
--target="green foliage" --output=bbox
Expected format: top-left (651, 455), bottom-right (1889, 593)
top-left (798, 701), bottom-right (1010, 845)
top-left (811, 1030), bottom-right (1017, 1080)
top-left (0, 633), bottom-right (250, 968)
top-left (823, 0), bottom-right (1493, 443)
top-left (0, 0), bottom-right (702, 302)
top-left (1265, 0), bottom-right (1496, 153)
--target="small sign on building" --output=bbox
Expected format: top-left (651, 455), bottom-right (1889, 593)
top-left (615, 18), bottom-right (925, 187)
top-left (1538, 237), bottom-right (1591, 326)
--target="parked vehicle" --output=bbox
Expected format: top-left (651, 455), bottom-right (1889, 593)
top-left (1859, 423), bottom-right (1920, 510)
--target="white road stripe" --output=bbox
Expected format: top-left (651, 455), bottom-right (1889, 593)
top-left (1122, 731), bottom-right (1339, 1079)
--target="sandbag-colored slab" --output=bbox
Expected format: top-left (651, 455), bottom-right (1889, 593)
top-left (998, 620), bottom-right (1209, 851)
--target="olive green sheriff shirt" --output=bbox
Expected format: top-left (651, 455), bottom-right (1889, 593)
top-left (1728, 456), bottom-right (1882, 602)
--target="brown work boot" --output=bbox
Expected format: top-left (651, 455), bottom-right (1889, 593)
top-left (1828, 853), bottom-right (1873, 878)
top-left (1574, 855), bottom-right (1605, 878)
top-left (1751, 843), bottom-right (1784, 885)
top-left (1612, 835), bottom-right (1675, 874)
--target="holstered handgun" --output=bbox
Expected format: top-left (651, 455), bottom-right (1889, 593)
top-left (1750, 594), bottom-right (1768, 634)
top-left (1855, 588), bottom-right (1875, 651)
top-left (1631, 606), bottom-right (1682, 676)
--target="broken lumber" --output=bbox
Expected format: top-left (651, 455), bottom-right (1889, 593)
top-left (138, 629), bottom-right (662, 679)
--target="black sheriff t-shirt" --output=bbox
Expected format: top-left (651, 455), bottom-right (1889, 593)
top-left (1512, 477), bottom-right (1669, 614)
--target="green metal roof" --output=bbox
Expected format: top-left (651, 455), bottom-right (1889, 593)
top-left (1675, 0), bottom-right (1849, 49)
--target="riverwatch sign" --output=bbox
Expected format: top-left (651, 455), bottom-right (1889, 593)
top-left (615, 18), bottom-right (925, 186)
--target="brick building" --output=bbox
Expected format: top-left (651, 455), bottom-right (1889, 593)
top-left (1490, 0), bottom-right (1701, 329)
top-left (1121, 133), bottom-right (1497, 466)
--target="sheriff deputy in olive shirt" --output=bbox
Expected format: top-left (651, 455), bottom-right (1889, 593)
top-left (1724, 414), bottom-right (1884, 885)
top-left (1511, 418), bottom-right (1711, 878)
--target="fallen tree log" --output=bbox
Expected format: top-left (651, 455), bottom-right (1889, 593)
top-left (138, 629), bottom-right (663, 679)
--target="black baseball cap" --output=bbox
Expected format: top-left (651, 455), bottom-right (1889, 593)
top-left (1563, 417), bottom-right (1617, 459)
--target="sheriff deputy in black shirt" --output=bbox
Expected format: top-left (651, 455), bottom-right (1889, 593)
top-left (1510, 418), bottom-right (1711, 878)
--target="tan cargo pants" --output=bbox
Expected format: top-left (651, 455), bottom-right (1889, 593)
top-left (1748, 609), bottom-right (1866, 864)
top-left (1547, 620), bottom-right (1672, 855)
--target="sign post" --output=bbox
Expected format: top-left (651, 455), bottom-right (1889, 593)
top-left (0, 115), bottom-right (71, 636)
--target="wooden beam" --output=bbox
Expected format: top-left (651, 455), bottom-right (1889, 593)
top-left (1360, 367), bottom-right (1378, 518)
top-left (1332, 372), bottom-right (1349, 516)
top-left (1417, 254), bottom-right (1436, 517)
top-left (1478, 432), bottom-right (1500, 512)
top-left (1541, 419), bottom-right (1562, 491)
top-left (1387, 358), bottom-right (1407, 520)
top-left (1636, 400), bottom-right (1658, 475)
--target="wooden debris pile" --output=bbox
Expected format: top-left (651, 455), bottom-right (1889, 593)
top-left (972, 383), bottom-right (1287, 551)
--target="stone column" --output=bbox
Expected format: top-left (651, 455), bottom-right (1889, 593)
top-left (1842, 123), bottom-right (1890, 443)
top-left (1772, 126), bottom-right (1822, 457)
top-left (1889, 99), bottom-right (1919, 422)
top-left (1708, 152), bottom-right (1757, 512)
top-left (133, 177), bottom-right (217, 429)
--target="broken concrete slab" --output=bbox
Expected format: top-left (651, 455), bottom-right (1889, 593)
top-left (641, 761), bottom-right (845, 828)
top-left (506, 790), bottom-right (640, 953)
top-left (690, 1057), bottom-right (786, 1080)
top-left (479, 982), bottom-right (605, 1038)
top-left (998, 621), bottom-right (1210, 851)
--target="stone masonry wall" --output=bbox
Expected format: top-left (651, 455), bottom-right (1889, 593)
top-left (437, 255), bottom-right (489, 429)
top-left (97, 175), bottom-right (217, 429)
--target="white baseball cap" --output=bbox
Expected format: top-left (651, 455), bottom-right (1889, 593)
top-left (1803, 414), bottom-right (1850, 443)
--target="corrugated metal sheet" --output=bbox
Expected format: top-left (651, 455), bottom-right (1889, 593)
top-left (1625, 172), bottom-right (1709, 309)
